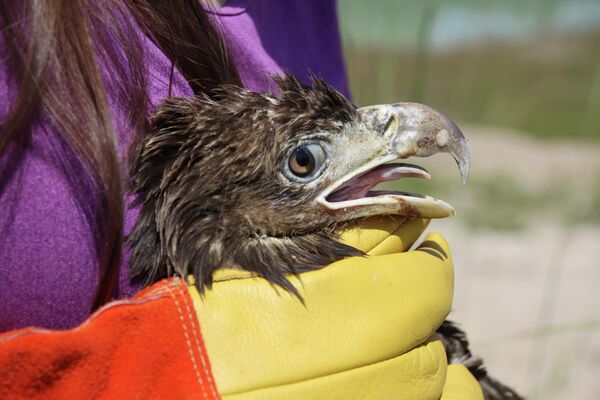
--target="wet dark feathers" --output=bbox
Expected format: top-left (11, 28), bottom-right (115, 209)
top-left (128, 74), bottom-right (361, 293)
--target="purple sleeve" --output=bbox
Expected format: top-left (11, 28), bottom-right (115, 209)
top-left (0, 33), bottom-right (193, 331)
top-left (0, 0), bottom-right (350, 331)
top-left (212, 0), bottom-right (350, 97)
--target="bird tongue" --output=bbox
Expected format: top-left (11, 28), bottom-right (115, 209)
top-left (326, 163), bottom-right (431, 202)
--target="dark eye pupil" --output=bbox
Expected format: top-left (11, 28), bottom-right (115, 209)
top-left (289, 146), bottom-right (315, 177)
top-left (295, 148), bottom-right (311, 166)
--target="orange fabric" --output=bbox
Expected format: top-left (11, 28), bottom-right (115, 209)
top-left (0, 278), bottom-right (220, 400)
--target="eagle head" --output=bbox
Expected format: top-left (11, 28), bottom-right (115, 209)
top-left (129, 74), bottom-right (469, 293)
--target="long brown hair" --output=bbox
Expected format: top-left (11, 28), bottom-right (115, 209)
top-left (0, 0), bottom-right (241, 310)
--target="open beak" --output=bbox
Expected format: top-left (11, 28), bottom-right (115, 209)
top-left (316, 103), bottom-right (470, 219)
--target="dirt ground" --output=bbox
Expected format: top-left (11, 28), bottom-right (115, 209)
top-left (426, 127), bottom-right (600, 399)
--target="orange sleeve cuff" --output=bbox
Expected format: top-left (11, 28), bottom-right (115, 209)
top-left (0, 279), bottom-right (220, 400)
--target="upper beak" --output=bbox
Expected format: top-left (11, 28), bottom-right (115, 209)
top-left (317, 103), bottom-right (470, 220)
top-left (360, 102), bottom-right (470, 185)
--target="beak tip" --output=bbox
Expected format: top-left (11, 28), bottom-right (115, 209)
top-left (455, 154), bottom-right (470, 186)
top-left (456, 139), bottom-right (470, 186)
top-left (460, 167), bottom-right (469, 186)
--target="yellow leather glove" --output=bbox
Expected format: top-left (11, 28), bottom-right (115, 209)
top-left (188, 216), bottom-right (483, 399)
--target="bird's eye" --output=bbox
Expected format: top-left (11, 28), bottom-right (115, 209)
top-left (285, 143), bottom-right (326, 181)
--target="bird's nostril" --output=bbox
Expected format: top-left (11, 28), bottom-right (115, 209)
top-left (381, 114), bottom-right (396, 136)
top-left (359, 106), bottom-right (397, 136)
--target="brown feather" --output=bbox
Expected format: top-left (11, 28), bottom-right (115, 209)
top-left (129, 74), bottom-right (361, 292)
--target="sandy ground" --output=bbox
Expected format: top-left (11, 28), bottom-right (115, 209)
top-left (426, 127), bottom-right (600, 399)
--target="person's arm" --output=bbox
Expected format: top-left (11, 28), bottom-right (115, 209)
top-left (0, 217), bottom-right (482, 400)
top-left (0, 279), bottom-right (219, 399)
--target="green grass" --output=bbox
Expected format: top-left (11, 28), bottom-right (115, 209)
top-left (344, 31), bottom-right (600, 140)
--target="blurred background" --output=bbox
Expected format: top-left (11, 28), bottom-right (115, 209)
top-left (338, 0), bottom-right (600, 398)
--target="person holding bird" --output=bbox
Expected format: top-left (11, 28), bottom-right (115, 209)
top-left (0, 1), bottom-right (488, 399)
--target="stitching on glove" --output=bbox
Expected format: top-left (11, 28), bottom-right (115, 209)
top-left (164, 282), bottom-right (209, 399)
top-left (126, 282), bottom-right (220, 399)
top-left (177, 281), bottom-right (220, 399)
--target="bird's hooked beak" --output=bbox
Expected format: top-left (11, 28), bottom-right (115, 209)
top-left (316, 103), bottom-right (470, 219)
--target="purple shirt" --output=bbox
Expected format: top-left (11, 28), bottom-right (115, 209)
top-left (0, 0), bottom-right (349, 331)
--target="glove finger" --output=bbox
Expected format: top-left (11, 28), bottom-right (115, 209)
top-left (338, 216), bottom-right (430, 254)
top-left (191, 233), bottom-right (454, 396)
top-left (414, 231), bottom-right (453, 262)
top-left (219, 339), bottom-right (449, 400)
top-left (441, 364), bottom-right (484, 400)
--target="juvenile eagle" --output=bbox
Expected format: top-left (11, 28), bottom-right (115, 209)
top-left (129, 74), bottom-right (522, 400)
